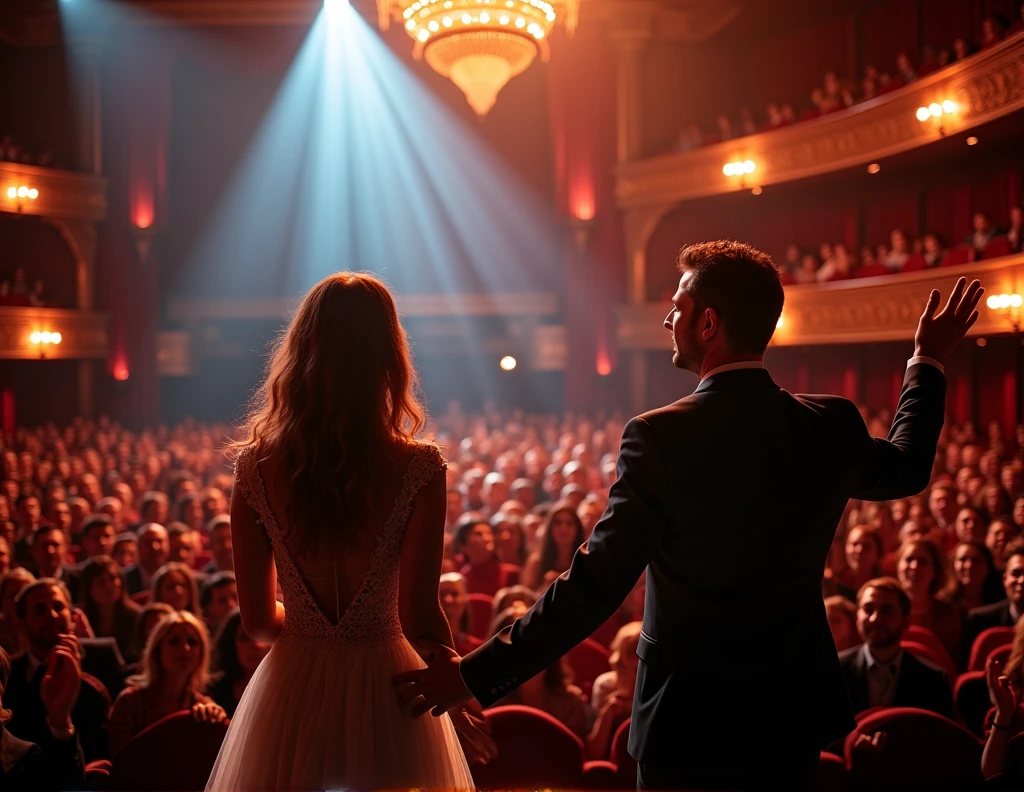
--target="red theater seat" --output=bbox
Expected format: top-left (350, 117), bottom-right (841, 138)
top-left (941, 245), bottom-right (976, 267)
top-left (611, 718), bottom-right (636, 788)
top-left (983, 235), bottom-right (1013, 259)
top-left (954, 671), bottom-right (990, 737)
top-left (109, 710), bottom-right (228, 791)
top-left (853, 262), bottom-right (891, 278)
top-left (900, 254), bottom-right (927, 272)
top-left (814, 751), bottom-right (848, 792)
top-left (844, 708), bottom-right (983, 791)
top-left (467, 593), bottom-right (494, 639)
top-left (969, 627), bottom-right (1015, 672)
top-left (130, 590), bottom-right (152, 606)
top-left (901, 640), bottom-right (956, 685)
top-left (566, 638), bottom-right (611, 700)
top-left (903, 626), bottom-right (957, 677)
top-left (472, 705), bottom-right (585, 788)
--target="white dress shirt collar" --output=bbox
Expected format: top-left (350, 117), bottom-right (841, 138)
top-left (699, 360), bottom-right (766, 383)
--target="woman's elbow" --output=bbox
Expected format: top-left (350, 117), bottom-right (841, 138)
top-left (240, 611), bottom-right (279, 644)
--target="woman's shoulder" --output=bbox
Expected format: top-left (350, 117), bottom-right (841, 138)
top-left (111, 685), bottom-right (146, 710)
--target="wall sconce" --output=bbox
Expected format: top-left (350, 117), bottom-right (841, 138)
top-left (723, 160), bottom-right (756, 189)
top-left (29, 330), bottom-right (62, 359)
top-left (4, 185), bottom-right (40, 212)
top-left (569, 215), bottom-right (597, 253)
top-left (986, 293), bottom-right (1023, 332)
top-left (132, 224), bottom-right (156, 266)
top-left (915, 100), bottom-right (958, 136)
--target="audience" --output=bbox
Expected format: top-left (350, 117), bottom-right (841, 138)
top-left (123, 523), bottom-right (169, 596)
top-left (78, 556), bottom-right (141, 663)
top-left (947, 542), bottom-right (1004, 613)
top-left (150, 562), bottom-right (201, 614)
top-left (439, 572), bottom-right (482, 656)
top-left (201, 572), bottom-right (238, 632)
top-left (108, 610), bottom-right (226, 756)
top-left (453, 514), bottom-right (520, 597)
top-left (964, 544), bottom-right (1024, 651)
top-left (838, 577), bottom-right (953, 718)
top-left (983, 614), bottom-right (1024, 777)
top-left (587, 621), bottom-right (640, 759)
top-left (896, 539), bottom-right (963, 658)
top-left (826, 595), bottom-right (861, 652)
top-left (208, 609), bottom-right (269, 718)
top-left (521, 503), bottom-right (585, 592)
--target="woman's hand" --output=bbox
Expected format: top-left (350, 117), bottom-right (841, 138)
top-left (987, 657), bottom-right (1017, 723)
top-left (449, 700), bottom-right (498, 766)
top-left (192, 702), bottom-right (229, 725)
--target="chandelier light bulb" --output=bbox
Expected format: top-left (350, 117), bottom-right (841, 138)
top-left (743, 160), bottom-right (755, 173)
top-left (30, 332), bottom-right (41, 344)
top-left (406, 18), bottom-right (416, 28)
top-left (998, 294), bottom-right (1012, 309)
top-left (987, 295), bottom-right (999, 309)
top-left (27, 188), bottom-right (38, 199)
top-left (1012, 294), bottom-right (1024, 308)
top-left (499, 14), bottom-right (508, 23)
top-left (52, 332), bottom-right (62, 344)
top-left (462, 12), bottom-right (471, 22)
top-left (929, 103), bottom-right (942, 117)
top-left (479, 11), bottom-right (489, 21)
top-left (941, 100), bottom-right (956, 114)
top-left (17, 186), bottom-right (28, 198)
top-left (443, 15), bottom-right (452, 24)
top-left (515, 16), bottom-right (525, 26)
top-left (417, 28), bottom-right (430, 40)
top-left (916, 107), bottom-right (930, 121)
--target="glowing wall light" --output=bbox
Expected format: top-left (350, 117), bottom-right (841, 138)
top-left (499, 355), bottom-right (517, 371)
top-left (29, 331), bottom-right (63, 345)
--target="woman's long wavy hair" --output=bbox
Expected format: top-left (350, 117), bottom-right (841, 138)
top-left (231, 272), bottom-right (426, 554)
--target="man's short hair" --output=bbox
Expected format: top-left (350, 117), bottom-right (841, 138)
top-left (82, 513), bottom-right (114, 536)
top-left (30, 523), bottom-right (62, 544)
top-left (139, 491), bottom-right (168, 513)
top-left (167, 522), bottom-right (191, 540)
top-left (200, 572), bottom-right (236, 608)
top-left (1003, 537), bottom-right (1024, 565)
top-left (675, 241), bottom-right (784, 355)
top-left (856, 576), bottom-right (911, 617)
top-left (207, 515), bottom-right (231, 534)
top-left (114, 531), bottom-right (138, 547)
top-left (14, 578), bottom-right (70, 621)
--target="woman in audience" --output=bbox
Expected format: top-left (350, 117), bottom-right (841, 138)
top-left (587, 621), bottom-right (640, 759)
top-left (150, 562), bottom-right (200, 614)
top-left (835, 524), bottom-right (883, 601)
top-left (1014, 498), bottom-right (1024, 531)
top-left (1007, 204), bottom-right (1022, 253)
top-left (108, 610), bottom-right (227, 756)
top-left (922, 233), bottom-right (947, 267)
top-left (987, 518), bottom-right (1019, 572)
top-left (0, 568), bottom-right (33, 656)
top-left (794, 253), bottom-right (819, 284)
top-left (438, 572), bottom-right (482, 656)
top-left (884, 228), bottom-right (911, 271)
top-left (208, 609), bottom-right (271, 717)
top-left (453, 514), bottom-right (520, 597)
top-left (489, 607), bottom-right (589, 739)
top-left (980, 484), bottom-right (1014, 521)
top-left (491, 512), bottom-right (527, 567)
top-left (79, 555), bottom-right (142, 662)
top-left (491, 584), bottom-right (538, 622)
top-left (132, 602), bottom-right (176, 661)
top-left (825, 595), bottom-right (860, 651)
top-left (982, 616), bottom-right (1024, 777)
top-left (521, 504), bottom-right (586, 591)
top-left (947, 542), bottom-right (1004, 612)
top-left (897, 539), bottom-right (963, 657)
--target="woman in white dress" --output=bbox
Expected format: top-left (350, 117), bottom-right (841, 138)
top-left (206, 272), bottom-right (492, 791)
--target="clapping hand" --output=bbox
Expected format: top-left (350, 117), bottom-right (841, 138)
top-left (394, 638), bottom-right (473, 717)
top-left (987, 656), bottom-right (1017, 723)
top-left (40, 634), bottom-right (81, 734)
top-left (192, 702), bottom-right (229, 725)
top-left (914, 277), bottom-right (984, 362)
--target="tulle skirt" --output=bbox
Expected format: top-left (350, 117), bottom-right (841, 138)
top-left (205, 634), bottom-right (474, 791)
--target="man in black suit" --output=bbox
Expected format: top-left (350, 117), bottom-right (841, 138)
top-left (840, 577), bottom-right (953, 718)
top-left (4, 580), bottom-right (110, 762)
top-left (122, 522), bottom-right (169, 596)
top-left (964, 544), bottom-right (1024, 652)
top-left (27, 525), bottom-right (81, 603)
top-left (0, 645), bottom-right (85, 790)
top-left (397, 242), bottom-right (983, 790)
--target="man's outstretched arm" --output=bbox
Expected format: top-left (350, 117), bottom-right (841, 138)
top-left (395, 416), bottom-right (670, 715)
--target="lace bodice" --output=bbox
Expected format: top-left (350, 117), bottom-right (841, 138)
top-left (233, 443), bottom-right (447, 646)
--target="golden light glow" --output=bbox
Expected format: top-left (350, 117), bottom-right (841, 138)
top-left (751, 186), bottom-right (763, 196)
top-left (29, 331), bottom-right (62, 346)
top-left (776, 316), bottom-right (784, 329)
top-left (500, 355), bottom-right (517, 371)
top-left (967, 136), bottom-right (979, 146)
top-left (916, 100), bottom-right (958, 123)
top-left (5, 185), bottom-right (39, 201)
top-left (867, 163), bottom-right (881, 174)
top-left (392, 0), bottom-right (577, 115)
top-left (987, 293), bottom-right (1024, 310)
top-left (723, 160), bottom-right (756, 177)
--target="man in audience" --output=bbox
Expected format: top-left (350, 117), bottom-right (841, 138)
top-left (481, 473), bottom-right (509, 517)
top-left (93, 497), bottom-right (124, 531)
top-left (965, 212), bottom-right (1001, 254)
top-left (965, 544), bottom-right (1024, 651)
top-left (122, 523), bottom-right (168, 595)
top-left (839, 578), bottom-right (953, 718)
top-left (45, 503), bottom-right (72, 538)
top-left (112, 533), bottom-right (138, 570)
top-left (928, 483), bottom-right (957, 532)
top-left (203, 516), bottom-right (233, 574)
top-left (28, 526), bottom-right (80, 602)
top-left (78, 515), bottom-right (116, 562)
top-left (0, 645), bottom-right (85, 790)
top-left (3, 580), bottom-right (109, 761)
top-left (201, 572), bottom-right (238, 632)
top-left (129, 492), bottom-right (168, 532)
top-left (167, 523), bottom-right (199, 570)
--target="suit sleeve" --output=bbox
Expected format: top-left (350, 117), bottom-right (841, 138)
top-left (845, 363), bottom-right (946, 501)
top-left (460, 417), bottom-right (669, 707)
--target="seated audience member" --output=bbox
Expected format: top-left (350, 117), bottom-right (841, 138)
top-left (491, 512), bottom-right (527, 567)
top-left (715, 114), bottom-right (734, 142)
top-left (835, 525), bottom-right (883, 602)
top-left (3, 580), bottom-right (109, 761)
top-left (921, 233), bottom-right (947, 267)
top-left (765, 103), bottom-right (783, 129)
top-left (174, 493), bottom-right (206, 537)
top-left (895, 52), bottom-right (917, 83)
top-left (78, 515), bottom-right (116, 562)
top-left (826, 595), bottom-right (861, 652)
top-left (965, 543), bottom-right (1024, 651)
top-left (200, 572), bottom-right (238, 632)
top-left (112, 533), bottom-right (138, 569)
top-left (439, 573), bottom-right (481, 655)
top-left (203, 516), bottom-right (233, 574)
top-left (453, 514), bottom-right (519, 597)
top-left (1016, 499), bottom-right (1024, 531)
top-left (897, 540), bottom-right (963, 658)
top-left (94, 498), bottom-right (124, 532)
top-left (28, 526), bottom-right (80, 602)
top-left (0, 645), bottom-right (86, 790)
top-left (521, 503), bottom-right (585, 592)
top-left (983, 615), bottom-right (1024, 777)
top-left (982, 15), bottom-right (1006, 48)
top-left (1009, 205), bottom-right (1023, 253)
top-left (780, 104), bottom-right (795, 124)
top-left (491, 585), bottom-right (538, 624)
top-left (208, 609), bottom-right (270, 718)
top-left (884, 228), bottom-right (911, 271)
top-left (839, 578), bottom-right (953, 718)
top-left (587, 621), bottom-right (640, 759)
top-left (794, 253), bottom-right (819, 284)
top-left (953, 507), bottom-right (985, 545)
top-left (108, 610), bottom-right (227, 756)
top-left (489, 607), bottom-right (588, 739)
top-left (123, 523), bottom-right (169, 595)
top-left (0, 569), bottom-right (34, 656)
top-left (737, 107), bottom-right (756, 136)
top-left (150, 562), bottom-right (200, 614)
top-left (167, 523), bottom-right (200, 570)
top-left (966, 212), bottom-right (1001, 254)
top-left (0, 536), bottom-right (10, 576)
top-left (131, 493), bottom-right (169, 532)
top-left (510, 479), bottom-right (537, 512)
top-left (948, 542), bottom-right (1004, 614)
top-left (131, 602), bottom-right (175, 664)
top-left (79, 556), bottom-right (142, 663)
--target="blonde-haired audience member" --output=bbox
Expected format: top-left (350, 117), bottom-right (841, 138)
top-left (587, 621), bottom-right (640, 759)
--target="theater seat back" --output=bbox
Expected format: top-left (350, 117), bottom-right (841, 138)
top-left (109, 710), bottom-right (228, 791)
top-left (566, 638), bottom-right (611, 700)
top-left (467, 593), bottom-right (494, 639)
top-left (472, 705), bottom-right (585, 788)
top-left (969, 627), bottom-right (1015, 672)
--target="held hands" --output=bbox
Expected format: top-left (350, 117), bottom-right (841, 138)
top-left (40, 634), bottom-right (82, 732)
top-left (987, 657), bottom-right (1017, 723)
top-left (449, 700), bottom-right (498, 765)
top-left (914, 277), bottom-right (984, 362)
top-left (393, 638), bottom-right (473, 717)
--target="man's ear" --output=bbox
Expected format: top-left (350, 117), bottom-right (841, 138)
top-left (701, 307), bottom-right (718, 341)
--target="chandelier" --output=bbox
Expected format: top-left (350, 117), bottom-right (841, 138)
top-left (378, 0), bottom-right (578, 115)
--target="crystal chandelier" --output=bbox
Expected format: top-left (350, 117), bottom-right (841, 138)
top-left (379, 0), bottom-right (578, 115)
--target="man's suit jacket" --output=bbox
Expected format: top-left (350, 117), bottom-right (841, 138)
top-left (839, 645), bottom-right (953, 719)
top-left (461, 364), bottom-right (945, 772)
top-left (964, 599), bottom-right (1016, 657)
top-left (4, 653), bottom-right (111, 761)
top-left (0, 725), bottom-right (85, 791)
top-left (122, 564), bottom-right (147, 596)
